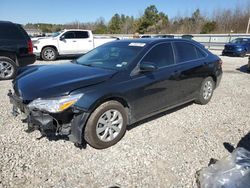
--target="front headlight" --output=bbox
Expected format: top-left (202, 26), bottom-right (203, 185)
top-left (28, 93), bottom-right (83, 113)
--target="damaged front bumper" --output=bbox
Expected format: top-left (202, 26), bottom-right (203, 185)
top-left (8, 90), bottom-right (89, 146)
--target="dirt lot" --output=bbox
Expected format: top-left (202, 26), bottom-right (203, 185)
top-left (0, 51), bottom-right (250, 188)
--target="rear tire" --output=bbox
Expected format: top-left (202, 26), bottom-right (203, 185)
top-left (41, 47), bottom-right (57, 61)
top-left (0, 56), bottom-right (17, 80)
top-left (84, 101), bottom-right (127, 149)
top-left (195, 77), bottom-right (215, 105)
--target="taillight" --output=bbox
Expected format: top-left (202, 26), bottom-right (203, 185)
top-left (27, 40), bottom-right (33, 54)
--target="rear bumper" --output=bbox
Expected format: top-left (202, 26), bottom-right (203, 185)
top-left (8, 90), bottom-right (88, 145)
top-left (18, 54), bottom-right (36, 66)
top-left (215, 72), bottom-right (222, 88)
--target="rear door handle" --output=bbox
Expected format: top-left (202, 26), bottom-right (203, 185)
top-left (72, 40), bottom-right (77, 42)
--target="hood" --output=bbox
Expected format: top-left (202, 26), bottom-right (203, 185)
top-left (32, 37), bottom-right (54, 42)
top-left (32, 37), bottom-right (57, 45)
top-left (14, 63), bottom-right (117, 101)
top-left (31, 37), bottom-right (49, 41)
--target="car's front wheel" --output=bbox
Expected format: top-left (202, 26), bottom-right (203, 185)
top-left (41, 47), bottom-right (57, 61)
top-left (0, 56), bottom-right (17, 80)
top-left (84, 101), bottom-right (127, 149)
top-left (239, 50), bottom-right (247, 57)
top-left (195, 77), bottom-right (215, 105)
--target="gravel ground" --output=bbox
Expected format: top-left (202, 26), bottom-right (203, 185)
top-left (0, 51), bottom-right (250, 188)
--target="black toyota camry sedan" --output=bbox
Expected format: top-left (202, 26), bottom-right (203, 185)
top-left (8, 39), bottom-right (222, 149)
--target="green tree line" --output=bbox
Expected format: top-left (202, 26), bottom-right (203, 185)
top-left (24, 4), bottom-right (250, 34)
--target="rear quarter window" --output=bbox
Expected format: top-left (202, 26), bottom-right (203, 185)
top-left (0, 23), bottom-right (24, 40)
top-left (195, 47), bottom-right (207, 58)
top-left (174, 42), bottom-right (205, 63)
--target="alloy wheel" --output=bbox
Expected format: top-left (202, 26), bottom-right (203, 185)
top-left (96, 109), bottom-right (123, 142)
top-left (44, 49), bottom-right (55, 60)
top-left (0, 61), bottom-right (14, 79)
top-left (203, 81), bottom-right (213, 100)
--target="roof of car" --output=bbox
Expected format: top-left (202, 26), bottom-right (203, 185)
top-left (0, 20), bottom-right (14, 24)
top-left (114, 38), bottom-right (201, 45)
top-left (108, 38), bottom-right (205, 50)
top-left (63, 29), bottom-right (91, 32)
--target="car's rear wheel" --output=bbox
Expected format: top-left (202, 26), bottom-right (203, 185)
top-left (41, 47), bottom-right (57, 61)
top-left (0, 56), bottom-right (17, 80)
top-left (84, 101), bottom-right (127, 149)
top-left (195, 77), bottom-right (215, 105)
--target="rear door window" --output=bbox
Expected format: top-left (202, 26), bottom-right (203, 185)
top-left (173, 42), bottom-right (200, 63)
top-left (15, 24), bottom-right (29, 40)
top-left (0, 23), bottom-right (24, 40)
top-left (142, 43), bottom-right (175, 68)
top-left (75, 31), bottom-right (89, 39)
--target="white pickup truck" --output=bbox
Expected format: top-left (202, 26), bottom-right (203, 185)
top-left (32, 29), bottom-right (118, 61)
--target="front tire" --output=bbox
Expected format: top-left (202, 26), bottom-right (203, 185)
top-left (84, 101), bottom-right (127, 149)
top-left (195, 77), bottom-right (215, 105)
top-left (239, 51), bottom-right (246, 57)
top-left (41, 47), bottom-right (57, 61)
top-left (0, 56), bottom-right (17, 80)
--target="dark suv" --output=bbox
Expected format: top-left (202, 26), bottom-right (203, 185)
top-left (8, 39), bottom-right (222, 149)
top-left (0, 21), bottom-right (36, 80)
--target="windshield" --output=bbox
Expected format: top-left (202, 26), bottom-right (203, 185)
top-left (52, 31), bottom-right (62, 37)
top-left (230, 38), bottom-right (248, 44)
top-left (76, 42), bottom-right (146, 70)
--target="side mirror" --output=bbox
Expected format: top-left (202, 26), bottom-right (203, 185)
top-left (60, 35), bottom-right (65, 41)
top-left (139, 62), bottom-right (158, 72)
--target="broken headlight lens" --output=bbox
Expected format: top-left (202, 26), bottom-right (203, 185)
top-left (28, 93), bottom-right (83, 113)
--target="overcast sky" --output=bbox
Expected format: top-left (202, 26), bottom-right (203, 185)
top-left (0, 0), bottom-right (249, 24)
